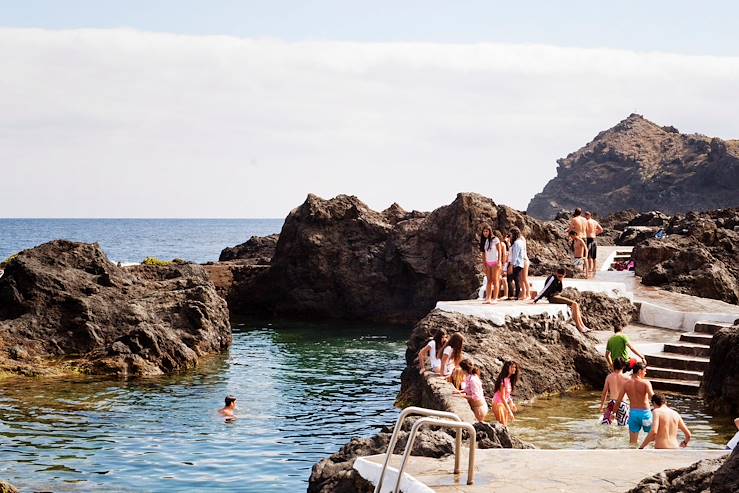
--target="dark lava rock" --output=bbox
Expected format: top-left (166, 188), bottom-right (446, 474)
top-left (0, 240), bottom-right (231, 376)
top-left (224, 192), bottom-right (574, 324)
top-left (560, 288), bottom-right (635, 332)
top-left (527, 114), bottom-right (739, 219)
top-left (633, 208), bottom-right (739, 303)
top-left (307, 416), bottom-right (529, 493)
top-left (703, 324), bottom-right (739, 414)
top-left (218, 233), bottom-right (279, 263)
top-left (627, 449), bottom-right (739, 493)
top-left (399, 310), bottom-right (609, 405)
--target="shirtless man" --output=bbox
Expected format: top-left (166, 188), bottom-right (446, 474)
top-left (612, 363), bottom-right (654, 446)
top-left (219, 395), bottom-right (238, 420)
top-left (568, 208), bottom-right (588, 239)
top-left (599, 358), bottom-right (630, 426)
top-left (569, 230), bottom-right (588, 273)
top-left (639, 394), bottom-right (691, 449)
top-left (584, 211), bottom-right (604, 276)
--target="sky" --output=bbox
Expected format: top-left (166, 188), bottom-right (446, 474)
top-left (2, 1), bottom-right (739, 218)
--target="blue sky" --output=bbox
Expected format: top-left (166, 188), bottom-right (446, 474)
top-left (3, 0), bottom-right (739, 55)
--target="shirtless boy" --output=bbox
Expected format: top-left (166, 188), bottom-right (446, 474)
top-left (584, 211), bottom-right (604, 276)
top-left (612, 363), bottom-right (654, 446)
top-left (599, 358), bottom-right (630, 426)
top-left (639, 394), bottom-right (691, 449)
top-left (568, 208), bottom-right (588, 239)
top-left (219, 395), bottom-right (238, 420)
top-left (569, 230), bottom-right (588, 273)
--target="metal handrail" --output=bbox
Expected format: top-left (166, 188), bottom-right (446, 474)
top-left (373, 406), bottom-right (462, 493)
top-left (392, 417), bottom-right (477, 493)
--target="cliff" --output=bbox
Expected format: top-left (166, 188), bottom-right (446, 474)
top-left (527, 114), bottom-right (739, 219)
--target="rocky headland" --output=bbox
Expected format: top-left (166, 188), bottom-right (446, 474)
top-left (212, 192), bottom-right (577, 324)
top-left (0, 240), bottom-right (231, 376)
top-left (527, 114), bottom-right (739, 219)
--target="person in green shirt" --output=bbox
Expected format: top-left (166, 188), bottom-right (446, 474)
top-left (605, 326), bottom-right (646, 370)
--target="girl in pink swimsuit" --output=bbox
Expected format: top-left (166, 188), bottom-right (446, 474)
top-left (491, 360), bottom-right (519, 426)
top-left (456, 359), bottom-right (489, 422)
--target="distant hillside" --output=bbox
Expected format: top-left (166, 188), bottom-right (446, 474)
top-left (527, 114), bottom-right (739, 219)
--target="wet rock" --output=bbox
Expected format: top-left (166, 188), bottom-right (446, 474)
top-left (400, 310), bottom-right (609, 404)
top-left (226, 192), bottom-right (574, 324)
top-left (633, 208), bottom-right (739, 303)
top-left (628, 449), bottom-right (738, 493)
top-left (703, 325), bottom-right (739, 414)
top-left (0, 240), bottom-right (231, 376)
top-left (218, 233), bottom-right (279, 263)
top-left (560, 288), bottom-right (635, 332)
top-left (0, 481), bottom-right (19, 493)
top-left (712, 448), bottom-right (739, 493)
top-left (528, 113), bottom-right (739, 219)
top-left (473, 422), bottom-right (532, 449)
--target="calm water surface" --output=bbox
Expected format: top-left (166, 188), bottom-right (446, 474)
top-left (0, 218), bottom-right (283, 264)
top-left (0, 322), bottom-right (407, 492)
top-left (508, 390), bottom-right (736, 449)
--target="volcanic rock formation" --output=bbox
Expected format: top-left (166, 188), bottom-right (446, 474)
top-left (217, 192), bottom-right (574, 324)
top-left (527, 114), bottom-right (739, 219)
top-left (632, 208), bottom-right (739, 303)
top-left (0, 240), bottom-right (231, 376)
top-left (399, 310), bottom-right (609, 406)
top-left (218, 233), bottom-right (279, 263)
top-left (703, 323), bottom-right (739, 415)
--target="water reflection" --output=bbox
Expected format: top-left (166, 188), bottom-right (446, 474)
top-left (0, 322), bottom-right (407, 492)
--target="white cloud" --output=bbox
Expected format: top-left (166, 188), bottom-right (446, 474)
top-left (1, 28), bottom-right (738, 217)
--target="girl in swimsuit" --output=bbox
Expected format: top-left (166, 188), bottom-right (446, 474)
top-left (479, 225), bottom-right (503, 304)
top-left (456, 359), bottom-right (489, 422)
top-left (491, 360), bottom-right (519, 426)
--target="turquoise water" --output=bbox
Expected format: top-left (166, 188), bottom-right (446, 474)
top-left (0, 322), bottom-right (407, 492)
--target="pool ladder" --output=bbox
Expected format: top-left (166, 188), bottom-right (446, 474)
top-left (373, 406), bottom-right (477, 493)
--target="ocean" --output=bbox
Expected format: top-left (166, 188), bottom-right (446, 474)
top-left (0, 218), bottom-right (284, 264)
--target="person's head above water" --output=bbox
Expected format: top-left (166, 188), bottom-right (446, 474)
top-left (574, 208), bottom-right (582, 217)
top-left (651, 393), bottom-right (666, 407)
top-left (633, 362), bottom-right (646, 377)
top-left (224, 395), bottom-right (237, 408)
top-left (613, 358), bottom-right (624, 371)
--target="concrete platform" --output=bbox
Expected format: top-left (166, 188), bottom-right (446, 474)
top-left (436, 300), bottom-right (570, 326)
top-left (356, 448), bottom-right (728, 493)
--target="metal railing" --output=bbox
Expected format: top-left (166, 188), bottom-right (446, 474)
top-left (373, 406), bottom-right (476, 493)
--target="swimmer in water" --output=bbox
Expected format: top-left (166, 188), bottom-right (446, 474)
top-left (219, 395), bottom-right (238, 420)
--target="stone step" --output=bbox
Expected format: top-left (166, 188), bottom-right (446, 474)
top-left (663, 342), bottom-right (712, 358)
top-left (650, 378), bottom-right (701, 395)
top-left (679, 332), bottom-right (714, 344)
top-left (694, 321), bottom-right (734, 335)
top-left (646, 366), bottom-right (703, 382)
top-left (646, 352), bottom-right (709, 372)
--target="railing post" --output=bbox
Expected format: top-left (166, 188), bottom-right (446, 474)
top-left (454, 429), bottom-right (461, 474)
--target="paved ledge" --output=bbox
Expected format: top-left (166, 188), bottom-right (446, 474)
top-left (436, 300), bottom-right (570, 326)
top-left (356, 448), bottom-right (728, 493)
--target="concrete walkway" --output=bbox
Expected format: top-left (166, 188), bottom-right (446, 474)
top-left (356, 449), bottom-right (728, 493)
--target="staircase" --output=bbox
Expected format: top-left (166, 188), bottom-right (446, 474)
top-left (646, 321), bottom-right (731, 395)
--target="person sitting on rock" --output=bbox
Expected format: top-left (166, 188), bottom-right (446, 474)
top-left (417, 328), bottom-right (448, 374)
top-left (438, 332), bottom-right (464, 379)
top-left (605, 325), bottom-right (646, 371)
top-left (455, 359), bottom-right (489, 422)
top-left (599, 358), bottom-right (630, 426)
top-left (639, 393), bottom-right (691, 449)
top-left (568, 230), bottom-right (588, 273)
top-left (219, 395), bottom-right (238, 421)
top-left (490, 360), bottom-right (518, 426)
top-left (531, 268), bottom-right (591, 333)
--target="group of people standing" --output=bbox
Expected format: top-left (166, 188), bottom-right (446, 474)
top-left (479, 225), bottom-right (530, 304)
top-left (417, 329), bottom-right (519, 424)
top-left (567, 208), bottom-right (603, 276)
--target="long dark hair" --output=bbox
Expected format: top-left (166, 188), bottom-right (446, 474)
top-left (509, 227), bottom-right (521, 242)
top-left (494, 360), bottom-right (519, 392)
top-left (431, 328), bottom-right (446, 359)
top-left (443, 333), bottom-right (464, 365)
top-left (479, 224), bottom-right (493, 252)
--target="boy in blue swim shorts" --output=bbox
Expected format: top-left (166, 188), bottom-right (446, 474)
top-left (612, 362), bottom-right (655, 446)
